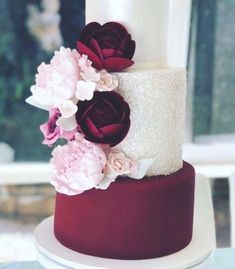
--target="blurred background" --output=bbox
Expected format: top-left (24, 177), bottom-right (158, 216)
top-left (0, 0), bottom-right (235, 262)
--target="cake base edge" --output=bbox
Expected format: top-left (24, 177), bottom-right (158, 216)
top-left (54, 161), bottom-right (195, 260)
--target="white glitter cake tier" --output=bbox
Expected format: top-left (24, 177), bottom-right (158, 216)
top-left (114, 68), bottom-right (186, 176)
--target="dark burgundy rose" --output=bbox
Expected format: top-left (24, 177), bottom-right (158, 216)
top-left (76, 91), bottom-right (130, 146)
top-left (77, 22), bottom-right (136, 72)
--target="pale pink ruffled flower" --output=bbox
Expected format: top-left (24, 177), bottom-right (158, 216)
top-left (81, 67), bottom-right (100, 82)
top-left (50, 134), bottom-right (107, 195)
top-left (78, 54), bottom-right (92, 71)
top-left (96, 70), bottom-right (118, 92)
top-left (26, 47), bottom-right (81, 110)
top-left (40, 108), bottom-right (77, 146)
top-left (58, 100), bottom-right (78, 119)
top-left (79, 54), bottom-right (100, 82)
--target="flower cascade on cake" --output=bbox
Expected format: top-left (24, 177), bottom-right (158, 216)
top-left (26, 22), bottom-right (154, 195)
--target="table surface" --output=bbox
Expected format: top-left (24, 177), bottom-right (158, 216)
top-left (0, 248), bottom-right (234, 269)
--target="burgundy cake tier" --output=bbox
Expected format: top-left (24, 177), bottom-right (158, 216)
top-left (54, 161), bottom-right (195, 260)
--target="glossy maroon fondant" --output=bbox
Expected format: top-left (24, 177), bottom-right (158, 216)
top-left (54, 161), bottom-right (195, 260)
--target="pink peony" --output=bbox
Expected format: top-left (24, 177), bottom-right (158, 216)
top-left (26, 47), bottom-right (81, 110)
top-left (40, 108), bottom-right (77, 146)
top-left (50, 134), bottom-right (107, 195)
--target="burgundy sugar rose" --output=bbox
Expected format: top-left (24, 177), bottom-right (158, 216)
top-left (76, 91), bottom-right (130, 146)
top-left (77, 22), bottom-right (136, 72)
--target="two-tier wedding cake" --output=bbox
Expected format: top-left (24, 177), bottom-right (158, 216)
top-left (27, 0), bottom-right (197, 262)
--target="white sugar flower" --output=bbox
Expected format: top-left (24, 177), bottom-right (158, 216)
top-left (81, 67), bottom-right (100, 82)
top-left (56, 114), bottom-right (77, 131)
top-left (76, 80), bottom-right (96, 101)
top-left (58, 100), bottom-right (78, 119)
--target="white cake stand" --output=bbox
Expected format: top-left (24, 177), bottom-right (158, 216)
top-left (35, 175), bottom-right (216, 269)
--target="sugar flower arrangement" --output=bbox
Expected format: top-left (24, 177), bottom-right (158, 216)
top-left (26, 22), bottom-right (154, 196)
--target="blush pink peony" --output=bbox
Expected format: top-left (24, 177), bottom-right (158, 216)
top-left (50, 134), bottom-right (107, 195)
top-left (26, 47), bottom-right (81, 110)
top-left (40, 108), bottom-right (77, 146)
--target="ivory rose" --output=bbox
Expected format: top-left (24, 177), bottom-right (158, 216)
top-left (105, 152), bottom-right (136, 178)
top-left (96, 70), bottom-right (118, 92)
top-left (50, 134), bottom-right (107, 195)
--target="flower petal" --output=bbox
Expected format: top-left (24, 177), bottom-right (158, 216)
top-left (89, 38), bottom-right (104, 61)
top-left (101, 48), bottom-right (116, 59)
top-left (102, 22), bottom-right (128, 38)
top-left (104, 57), bottom-right (134, 71)
top-left (79, 22), bottom-right (101, 43)
top-left (117, 37), bottom-right (128, 52)
top-left (100, 121), bottom-right (130, 146)
top-left (85, 117), bottom-right (104, 139)
top-left (99, 123), bottom-right (124, 137)
top-left (129, 159), bottom-right (155, 179)
top-left (77, 41), bottom-right (103, 70)
top-left (92, 27), bottom-right (121, 47)
top-left (95, 175), bottom-right (116, 190)
top-left (76, 80), bottom-right (96, 101)
top-left (81, 67), bottom-right (100, 82)
top-left (113, 50), bottom-right (123, 57)
top-left (25, 96), bottom-right (52, 111)
top-left (58, 100), bottom-right (78, 119)
top-left (56, 115), bottom-right (77, 131)
top-left (125, 39), bottom-right (136, 59)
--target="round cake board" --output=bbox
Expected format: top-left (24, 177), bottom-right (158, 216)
top-left (35, 175), bottom-right (216, 269)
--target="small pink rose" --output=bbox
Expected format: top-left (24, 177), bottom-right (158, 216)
top-left (105, 152), bottom-right (135, 178)
top-left (96, 70), bottom-right (118, 92)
